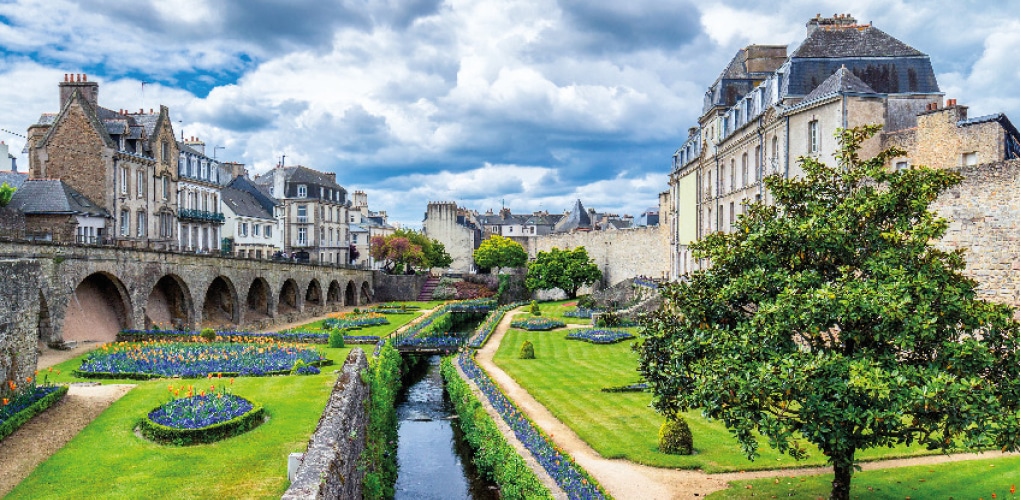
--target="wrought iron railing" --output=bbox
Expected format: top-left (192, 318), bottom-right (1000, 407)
top-left (177, 209), bottom-right (225, 223)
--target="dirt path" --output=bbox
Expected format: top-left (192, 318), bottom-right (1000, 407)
top-left (0, 383), bottom-right (134, 497)
top-left (475, 307), bottom-right (1017, 499)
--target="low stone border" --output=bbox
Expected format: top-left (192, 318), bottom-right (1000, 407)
top-left (282, 349), bottom-right (369, 500)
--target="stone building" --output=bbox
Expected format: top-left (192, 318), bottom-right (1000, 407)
top-left (423, 201), bottom-right (481, 274)
top-left (221, 176), bottom-right (283, 259)
top-left (348, 190), bottom-right (395, 269)
top-left (7, 179), bottom-right (111, 243)
top-left (176, 136), bottom-right (231, 253)
top-left (26, 74), bottom-right (179, 248)
top-left (253, 164), bottom-right (350, 264)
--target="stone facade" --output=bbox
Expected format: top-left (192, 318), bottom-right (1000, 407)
top-left (931, 159), bottom-right (1019, 306)
top-left (371, 273), bottom-right (429, 303)
top-left (423, 202), bottom-right (480, 274)
top-left (527, 225), bottom-right (670, 287)
top-left (282, 349), bottom-right (369, 500)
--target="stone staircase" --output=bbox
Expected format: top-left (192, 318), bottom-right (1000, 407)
top-left (417, 275), bottom-right (441, 301)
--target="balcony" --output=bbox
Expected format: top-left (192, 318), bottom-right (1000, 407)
top-left (178, 209), bottom-right (225, 224)
top-left (296, 216), bottom-right (309, 223)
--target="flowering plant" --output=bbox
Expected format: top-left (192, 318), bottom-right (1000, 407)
top-left (565, 329), bottom-right (635, 344)
top-left (140, 379), bottom-right (264, 445)
top-left (510, 316), bottom-right (565, 331)
top-left (468, 302), bottom-right (527, 348)
top-left (76, 341), bottom-right (328, 379)
top-left (1, 369), bottom-right (68, 442)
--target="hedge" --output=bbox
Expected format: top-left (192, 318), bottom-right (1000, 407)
top-left (137, 403), bottom-right (265, 446)
top-left (0, 385), bottom-right (68, 442)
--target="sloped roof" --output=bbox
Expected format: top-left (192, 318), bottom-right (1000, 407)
top-left (801, 66), bottom-right (878, 103)
top-left (0, 171), bottom-right (28, 190)
top-left (553, 199), bottom-right (592, 233)
top-left (8, 179), bottom-right (109, 217)
top-left (792, 25), bottom-right (924, 58)
top-left (227, 176), bottom-right (279, 214)
top-left (221, 185), bottom-right (274, 220)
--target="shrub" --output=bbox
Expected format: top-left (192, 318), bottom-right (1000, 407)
top-left (200, 328), bottom-right (216, 342)
top-left (290, 359), bottom-right (307, 374)
top-left (519, 341), bottom-right (535, 359)
top-left (361, 342), bottom-right (402, 499)
top-left (138, 390), bottom-right (264, 446)
top-left (658, 417), bottom-right (693, 455)
top-left (328, 329), bottom-right (346, 348)
top-left (594, 310), bottom-right (637, 328)
top-left (432, 277), bottom-right (458, 300)
top-left (453, 280), bottom-right (495, 300)
top-left (510, 317), bottom-right (565, 331)
top-left (576, 295), bottom-right (596, 309)
top-left (529, 300), bottom-right (541, 316)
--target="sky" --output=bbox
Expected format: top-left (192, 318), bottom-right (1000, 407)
top-left (0, 0), bottom-right (1017, 228)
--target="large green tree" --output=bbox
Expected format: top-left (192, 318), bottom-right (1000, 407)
top-left (474, 234), bottom-right (527, 273)
top-left (525, 246), bottom-right (602, 299)
top-left (370, 229), bottom-right (452, 273)
top-left (636, 125), bottom-right (1018, 500)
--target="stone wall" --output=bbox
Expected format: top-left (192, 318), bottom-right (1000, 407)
top-left (423, 202), bottom-right (477, 274)
top-left (528, 225), bottom-right (670, 288)
top-left (372, 273), bottom-right (428, 302)
top-left (932, 159), bottom-right (1019, 306)
top-left (0, 259), bottom-right (45, 391)
top-left (282, 349), bottom-right (369, 500)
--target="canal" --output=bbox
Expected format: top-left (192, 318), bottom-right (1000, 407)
top-left (394, 355), bottom-right (498, 500)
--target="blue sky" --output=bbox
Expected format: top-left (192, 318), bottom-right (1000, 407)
top-left (0, 0), bottom-right (1017, 228)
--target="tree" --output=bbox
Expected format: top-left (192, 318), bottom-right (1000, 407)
top-left (636, 125), bottom-right (1019, 500)
top-left (369, 235), bottom-right (423, 274)
top-left (474, 235), bottom-right (527, 273)
top-left (0, 182), bottom-right (15, 207)
top-left (525, 247), bottom-right (602, 299)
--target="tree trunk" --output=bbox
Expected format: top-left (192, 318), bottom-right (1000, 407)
top-left (830, 449), bottom-right (855, 500)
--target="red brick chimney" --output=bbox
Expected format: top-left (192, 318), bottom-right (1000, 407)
top-left (59, 73), bottom-right (98, 109)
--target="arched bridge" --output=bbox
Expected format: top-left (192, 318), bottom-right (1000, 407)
top-left (0, 241), bottom-right (375, 353)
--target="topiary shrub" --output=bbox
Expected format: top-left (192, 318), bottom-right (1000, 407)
top-left (519, 340), bottom-right (535, 359)
top-left (530, 300), bottom-right (541, 316)
top-left (200, 328), bottom-right (216, 342)
top-left (328, 329), bottom-right (346, 348)
top-left (658, 417), bottom-right (693, 455)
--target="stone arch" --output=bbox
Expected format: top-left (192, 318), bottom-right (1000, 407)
top-left (64, 271), bottom-right (133, 343)
top-left (360, 281), bottom-right (372, 306)
top-left (345, 280), bottom-right (356, 306)
top-left (279, 279), bottom-right (300, 314)
top-left (146, 274), bottom-right (194, 330)
top-left (37, 291), bottom-right (53, 344)
top-left (201, 276), bottom-right (239, 327)
top-left (305, 279), bottom-right (322, 307)
top-left (246, 277), bottom-right (272, 320)
top-left (327, 280), bottom-right (341, 304)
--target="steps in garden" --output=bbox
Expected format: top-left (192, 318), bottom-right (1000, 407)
top-left (417, 276), bottom-right (441, 301)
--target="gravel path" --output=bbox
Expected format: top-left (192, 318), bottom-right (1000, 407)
top-left (475, 307), bottom-right (1017, 499)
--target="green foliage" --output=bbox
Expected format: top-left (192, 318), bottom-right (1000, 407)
top-left (361, 342), bottom-right (402, 499)
top-left (137, 404), bottom-right (265, 446)
top-left (0, 386), bottom-right (68, 442)
top-left (328, 329), bottom-right (345, 348)
top-left (474, 235), bottom-right (528, 273)
top-left (636, 125), bottom-right (1020, 499)
top-left (576, 295), bottom-right (596, 309)
top-left (658, 417), bottom-right (693, 455)
top-left (290, 359), bottom-right (306, 374)
top-left (200, 328), bottom-right (216, 342)
top-left (519, 340), bottom-right (535, 359)
top-left (0, 182), bottom-right (14, 208)
top-left (496, 274), bottom-right (510, 301)
top-left (525, 247), bottom-right (602, 299)
top-left (440, 358), bottom-right (554, 500)
top-left (431, 277), bottom-right (458, 300)
top-left (529, 300), bottom-right (541, 316)
top-left (372, 229), bottom-right (452, 273)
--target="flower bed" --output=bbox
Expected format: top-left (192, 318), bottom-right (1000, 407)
top-left (457, 352), bottom-right (607, 499)
top-left (1, 383), bottom-right (68, 442)
top-left (75, 342), bottom-right (329, 379)
top-left (600, 382), bottom-right (649, 393)
top-left (468, 302), bottom-right (527, 348)
top-left (323, 312), bottom-right (390, 330)
top-left (562, 307), bottom-right (603, 319)
top-left (139, 383), bottom-right (264, 445)
top-left (343, 335), bottom-right (382, 344)
top-left (118, 329), bottom-right (330, 344)
top-left (510, 317), bottom-right (565, 331)
top-left (446, 298), bottom-right (497, 313)
top-left (564, 329), bottom-right (635, 344)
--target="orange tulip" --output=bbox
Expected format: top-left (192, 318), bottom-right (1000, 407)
top-left (2, 398), bottom-right (8, 405)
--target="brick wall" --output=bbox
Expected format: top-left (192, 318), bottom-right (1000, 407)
top-left (528, 225), bottom-right (670, 288)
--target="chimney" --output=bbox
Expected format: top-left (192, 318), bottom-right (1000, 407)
top-left (184, 136), bottom-right (206, 156)
top-left (59, 73), bottom-right (99, 109)
top-left (0, 141), bottom-right (11, 172)
top-left (806, 13), bottom-right (857, 36)
top-left (224, 162), bottom-right (247, 179)
top-left (325, 172), bottom-right (337, 184)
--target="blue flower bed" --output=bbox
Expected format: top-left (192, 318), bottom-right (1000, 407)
top-left (468, 302), bottom-right (527, 348)
top-left (149, 393), bottom-right (253, 429)
top-left (322, 315), bottom-right (389, 330)
top-left (600, 382), bottom-right (649, 393)
top-left (633, 277), bottom-right (659, 289)
top-left (294, 364), bottom-right (321, 375)
top-left (565, 329), bottom-right (635, 344)
top-left (457, 352), bottom-right (607, 499)
top-left (510, 317), bottom-right (566, 331)
top-left (563, 307), bottom-right (603, 319)
top-left (76, 342), bottom-right (328, 379)
top-left (446, 298), bottom-right (497, 313)
top-left (343, 335), bottom-right (382, 344)
top-left (118, 329), bottom-right (330, 344)
top-left (1, 385), bottom-right (67, 442)
top-left (396, 334), bottom-right (465, 349)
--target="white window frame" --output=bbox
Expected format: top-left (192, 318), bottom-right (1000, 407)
top-left (297, 184), bottom-right (307, 198)
top-left (809, 120), bottom-right (819, 153)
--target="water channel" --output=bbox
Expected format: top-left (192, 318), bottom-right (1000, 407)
top-left (394, 355), bottom-right (499, 500)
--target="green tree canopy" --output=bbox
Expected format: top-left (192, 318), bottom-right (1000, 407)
top-left (525, 246), bottom-right (602, 299)
top-left (370, 229), bottom-right (452, 273)
top-left (474, 235), bottom-right (527, 273)
top-left (636, 125), bottom-right (1019, 500)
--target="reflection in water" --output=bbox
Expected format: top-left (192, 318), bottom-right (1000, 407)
top-left (395, 355), bottom-right (498, 500)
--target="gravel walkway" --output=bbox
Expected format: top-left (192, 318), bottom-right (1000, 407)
top-left (474, 307), bottom-right (1017, 499)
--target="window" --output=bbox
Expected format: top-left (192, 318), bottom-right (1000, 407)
top-left (202, 161), bottom-right (208, 180)
top-left (162, 176), bottom-right (169, 200)
top-left (297, 204), bottom-right (307, 223)
top-left (160, 213), bottom-right (173, 237)
top-left (161, 142), bottom-right (169, 163)
top-left (211, 195), bottom-right (217, 211)
top-left (771, 136), bottom-right (779, 171)
top-left (120, 167), bottom-right (128, 194)
top-left (962, 152), bottom-right (978, 166)
top-left (239, 223), bottom-right (248, 237)
top-left (254, 224), bottom-right (260, 236)
top-left (353, 234), bottom-right (358, 244)
top-left (265, 225), bottom-right (272, 238)
top-left (754, 146), bottom-right (762, 181)
top-left (895, 161), bottom-right (909, 171)
top-left (809, 120), bottom-right (819, 153)
top-left (741, 153), bottom-right (748, 188)
top-left (320, 187), bottom-right (324, 198)
top-left (136, 170), bottom-right (144, 197)
top-left (729, 159), bottom-right (735, 191)
top-left (320, 227), bottom-right (325, 243)
top-left (136, 211), bottom-right (146, 237)
top-left (717, 205), bottom-right (723, 229)
top-left (297, 184), bottom-right (307, 198)
top-left (297, 227), bottom-right (308, 246)
top-left (729, 202), bottom-right (735, 226)
top-left (202, 193), bottom-right (208, 211)
top-left (120, 209), bottom-right (129, 236)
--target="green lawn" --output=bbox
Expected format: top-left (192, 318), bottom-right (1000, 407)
top-left (537, 299), bottom-right (592, 325)
top-left (492, 325), bottom-right (947, 473)
top-left (11, 346), bottom-right (356, 499)
top-left (286, 302), bottom-right (434, 337)
top-left (709, 456), bottom-right (1020, 499)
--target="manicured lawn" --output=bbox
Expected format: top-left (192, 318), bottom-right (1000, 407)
top-left (538, 299), bottom-right (592, 325)
top-left (288, 303), bottom-right (430, 338)
top-left (493, 326), bottom-right (944, 473)
top-left (708, 456), bottom-right (1020, 499)
top-left (10, 346), bottom-right (356, 499)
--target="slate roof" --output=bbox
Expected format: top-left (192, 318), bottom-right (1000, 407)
top-left (553, 199), bottom-right (592, 233)
top-left (800, 66), bottom-right (878, 103)
top-left (8, 179), bottom-right (109, 217)
top-left (0, 171), bottom-right (28, 190)
top-left (793, 25), bottom-right (924, 58)
top-left (253, 166), bottom-right (347, 193)
top-left (226, 176), bottom-right (279, 215)
top-left (221, 185), bottom-right (274, 220)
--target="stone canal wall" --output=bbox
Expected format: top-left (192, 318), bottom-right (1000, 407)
top-left (283, 349), bottom-right (370, 500)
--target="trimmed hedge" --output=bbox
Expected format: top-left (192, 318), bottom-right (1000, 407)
top-left (137, 403), bottom-right (265, 446)
top-left (441, 358), bottom-right (553, 500)
top-left (360, 341), bottom-right (402, 499)
top-left (0, 385), bottom-right (68, 442)
top-left (73, 359), bottom-right (333, 380)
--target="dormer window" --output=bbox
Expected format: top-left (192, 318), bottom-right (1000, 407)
top-left (297, 184), bottom-right (307, 198)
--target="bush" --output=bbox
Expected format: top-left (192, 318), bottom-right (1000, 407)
top-left (200, 328), bottom-right (216, 342)
top-left (361, 342), bottom-right (402, 499)
top-left (510, 317), bottom-right (565, 331)
top-left (328, 329), bottom-right (346, 348)
top-left (519, 341), bottom-right (535, 359)
top-left (658, 417), bottom-right (693, 455)
top-left (432, 277), bottom-right (458, 300)
top-left (576, 295), bottom-right (596, 309)
top-left (138, 401), bottom-right (264, 446)
top-left (529, 300), bottom-right (541, 316)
